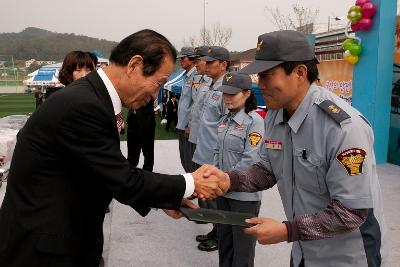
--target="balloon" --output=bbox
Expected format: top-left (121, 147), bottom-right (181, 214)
top-left (355, 0), bottom-right (370, 7)
top-left (351, 23), bottom-right (361, 32)
top-left (343, 39), bottom-right (356, 50)
top-left (347, 6), bottom-right (362, 24)
top-left (350, 5), bottom-right (362, 12)
top-left (344, 55), bottom-right (359, 64)
top-left (349, 44), bottom-right (362, 56)
top-left (362, 2), bottom-right (377, 18)
top-left (344, 50), bottom-right (351, 57)
top-left (358, 18), bottom-right (373, 30)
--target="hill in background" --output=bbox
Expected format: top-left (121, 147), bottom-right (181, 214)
top-left (0, 27), bottom-right (118, 61)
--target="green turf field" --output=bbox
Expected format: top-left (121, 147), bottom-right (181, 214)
top-left (0, 93), bottom-right (35, 118)
top-left (0, 93), bottom-right (178, 140)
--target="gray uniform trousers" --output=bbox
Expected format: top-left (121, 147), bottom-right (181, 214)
top-left (178, 130), bottom-right (192, 172)
top-left (216, 197), bottom-right (261, 267)
top-left (187, 141), bottom-right (198, 172)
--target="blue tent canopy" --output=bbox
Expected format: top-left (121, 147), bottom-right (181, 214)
top-left (163, 68), bottom-right (185, 96)
top-left (33, 68), bottom-right (57, 82)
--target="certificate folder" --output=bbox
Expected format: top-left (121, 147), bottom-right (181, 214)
top-left (180, 207), bottom-right (254, 227)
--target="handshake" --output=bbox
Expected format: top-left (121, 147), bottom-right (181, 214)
top-left (191, 164), bottom-right (230, 200)
top-left (163, 165), bottom-right (230, 219)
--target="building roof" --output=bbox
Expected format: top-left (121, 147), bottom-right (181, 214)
top-left (230, 48), bottom-right (256, 63)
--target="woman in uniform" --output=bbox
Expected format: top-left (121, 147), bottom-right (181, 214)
top-left (214, 72), bottom-right (264, 267)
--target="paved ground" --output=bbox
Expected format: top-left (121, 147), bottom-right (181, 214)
top-left (1, 140), bottom-right (399, 266)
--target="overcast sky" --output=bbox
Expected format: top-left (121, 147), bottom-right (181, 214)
top-left (1, 0), bottom-right (398, 51)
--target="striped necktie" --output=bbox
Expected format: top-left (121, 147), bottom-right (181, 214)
top-left (115, 112), bottom-right (125, 133)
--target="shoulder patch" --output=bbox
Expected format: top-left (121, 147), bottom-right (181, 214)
top-left (248, 132), bottom-right (262, 146)
top-left (317, 100), bottom-right (350, 124)
top-left (336, 148), bottom-right (366, 176)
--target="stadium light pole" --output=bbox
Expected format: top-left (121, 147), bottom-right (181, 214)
top-left (203, 0), bottom-right (207, 45)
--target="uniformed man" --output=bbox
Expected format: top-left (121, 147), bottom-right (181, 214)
top-left (192, 46), bottom-right (230, 252)
top-left (176, 47), bottom-right (197, 172)
top-left (203, 30), bottom-right (388, 266)
top-left (215, 72), bottom-right (264, 267)
top-left (188, 46), bottom-right (213, 171)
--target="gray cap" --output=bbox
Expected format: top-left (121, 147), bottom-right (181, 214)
top-left (177, 47), bottom-right (195, 58)
top-left (240, 30), bottom-right (316, 74)
top-left (219, 72), bottom-right (252, 94)
top-left (193, 46), bottom-right (209, 58)
top-left (199, 46), bottom-right (230, 62)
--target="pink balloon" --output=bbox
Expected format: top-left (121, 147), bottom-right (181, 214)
top-left (355, 0), bottom-right (370, 7)
top-left (358, 18), bottom-right (373, 31)
top-left (351, 23), bottom-right (361, 32)
top-left (362, 2), bottom-right (377, 18)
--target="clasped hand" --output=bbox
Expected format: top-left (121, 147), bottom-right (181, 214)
top-left (244, 217), bottom-right (288, 244)
top-left (191, 164), bottom-right (230, 200)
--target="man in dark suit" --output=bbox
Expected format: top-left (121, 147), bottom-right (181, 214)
top-left (127, 100), bottom-right (156, 171)
top-left (0, 29), bottom-right (229, 267)
top-left (165, 93), bottom-right (178, 131)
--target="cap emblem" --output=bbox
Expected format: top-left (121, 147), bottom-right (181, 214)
top-left (225, 74), bottom-right (232, 81)
top-left (256, 40), bottom-right (264, 51)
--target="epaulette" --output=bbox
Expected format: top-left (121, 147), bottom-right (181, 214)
top-left (359, 115), bottom-right (372, 127)
top-left (317, 100), bottom-right (350, 124)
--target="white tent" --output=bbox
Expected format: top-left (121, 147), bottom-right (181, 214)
top-left (23, 67), bottom-right (62, 87)
top-left (27, 62), bottom-right (62, 77)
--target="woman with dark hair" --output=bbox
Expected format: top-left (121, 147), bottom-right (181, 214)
top-left (58, 51), bottom-right (95, 86)
top-left (214, 72), bottom-right (264, 267)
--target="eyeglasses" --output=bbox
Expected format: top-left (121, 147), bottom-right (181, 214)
top-left (151, 76), bottom-right (169, 88)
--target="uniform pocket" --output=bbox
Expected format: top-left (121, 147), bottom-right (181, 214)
top-left (294, 148), bottom-right (327, 194)
top-left (227, 130), bottom-right (245, 153)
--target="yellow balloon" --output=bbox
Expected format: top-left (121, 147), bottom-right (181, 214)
top-left (345, 54), bottom-right (359, 64)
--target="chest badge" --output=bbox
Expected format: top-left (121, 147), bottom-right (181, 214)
top-left (248, 132), bottom-right (262, 146)
top-left (336, 148), bottom-right (366, 176)
top-left (234, 125), bottom-right (244, 131)
top-left (265, 140), bottom-right (282, 150)
top-left (211, 93), bottom-right (220, 101)
top-left (219, 122), bottom-right (227, 128)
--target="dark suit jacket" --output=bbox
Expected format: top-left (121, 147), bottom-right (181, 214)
top-left (127, 100), bottom-right (156, 129)
top-left (166, 99), bottom-right (178, 118)
top-left (0, 71), bottom-right (186, 266)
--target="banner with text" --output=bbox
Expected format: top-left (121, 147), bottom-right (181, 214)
top-left (317, 60), bottom-right (353, 104)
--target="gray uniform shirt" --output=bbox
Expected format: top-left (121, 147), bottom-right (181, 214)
top-left (192, 75), bottom-right (228, 165)
top-left (214, 108), bottom-right (264, 201)
top-left (259, 83), bottom-right (388, 267)
top-left (176, 67), bottom-right (196, 130)
top-left (188, 75), bottom-right (212, 144)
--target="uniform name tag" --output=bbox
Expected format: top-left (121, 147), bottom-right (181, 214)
top-left (265, 140), bottom-right (282, 150)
